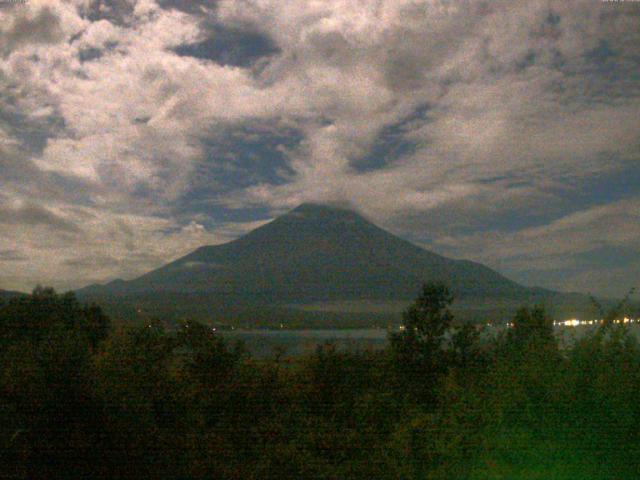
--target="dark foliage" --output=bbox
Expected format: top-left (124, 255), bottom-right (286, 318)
top-left (389, 283), bottom-right (454, 403)
top-left (1, 284), bottom-right (639, 479)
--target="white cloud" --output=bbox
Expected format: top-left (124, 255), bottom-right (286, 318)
top-left (214, 1), bottom-right (638, 215)
top-left (435, 198), bottom-right (640, 263)
top-left (0, 197), bottom-right (272, 291)
top-left (0, 0), bottom-right (638, 295)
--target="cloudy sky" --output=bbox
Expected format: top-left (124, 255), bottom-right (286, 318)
top-left (0, 0), bottom-right (638, 297)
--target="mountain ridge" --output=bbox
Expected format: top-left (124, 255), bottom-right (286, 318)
top-left (0, 288), bottom-right (26, 300)
top-left (77, 203), bottom-right (592, 324)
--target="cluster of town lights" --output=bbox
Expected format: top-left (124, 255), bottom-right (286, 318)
top-left (553, 317), bottom-right (636, 327)
top-left (498, 317), bottom-right (637, 328)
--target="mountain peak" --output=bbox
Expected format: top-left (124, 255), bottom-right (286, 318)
top-left (291, 202), bottom-right (353, 213)
top-left (291, 202), bottom-right (352, 212)
top-left (285, 202), bottom-right (367, 223)
top-left (77, 200), bottom-right (588, 323)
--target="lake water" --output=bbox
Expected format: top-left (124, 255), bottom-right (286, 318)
top-left (221, 324), bottom-right (640, 357)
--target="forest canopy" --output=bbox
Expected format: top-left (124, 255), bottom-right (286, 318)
top-left (1, 285), bottom-right (639, 479)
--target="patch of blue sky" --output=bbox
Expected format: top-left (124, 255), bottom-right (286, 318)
top-left (352, 104), bottom-right (431, 173)
top-left (410, 162), bottom-right (640, 240)
top-left (172, 24), bottom-right (279, 68)
top-left (173, 124), bottom-right (303, 225)
top-left (0, 93), bottom-right (64, 155)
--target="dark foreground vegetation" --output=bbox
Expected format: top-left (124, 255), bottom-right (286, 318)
top-left (1, 285), bottom-right (639, 479)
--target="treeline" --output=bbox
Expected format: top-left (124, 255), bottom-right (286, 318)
top-left (1, 285), bottom-right (639, 479)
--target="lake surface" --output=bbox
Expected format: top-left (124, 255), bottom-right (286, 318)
top-left (221, 324), bottom-right (640, 357)
top-left (220, 328), bottom-right (388, 357)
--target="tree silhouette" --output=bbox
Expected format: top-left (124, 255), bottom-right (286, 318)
top-left (508, 305), bottom-right (554, 347)
top-left (389, 282), bottom-right (454, 403)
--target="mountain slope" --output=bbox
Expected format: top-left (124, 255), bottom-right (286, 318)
top-left (77, 203), bottom-right (587, 323)
top-left (0, 288), bottom-right (26, 301)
